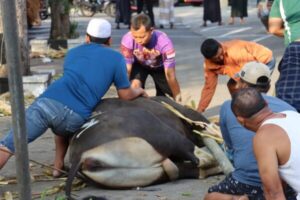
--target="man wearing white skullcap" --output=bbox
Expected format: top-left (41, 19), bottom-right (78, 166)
top-left (0, 18), bottom-right (148, 177)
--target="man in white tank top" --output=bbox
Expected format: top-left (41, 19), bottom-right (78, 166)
top-left (231, 88), bottom-right (300, 200)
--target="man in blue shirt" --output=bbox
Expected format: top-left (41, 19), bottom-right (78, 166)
top-left (204, 61), bottom-right (297, 200)
top-left (0, 18), bottom-right (147, 177)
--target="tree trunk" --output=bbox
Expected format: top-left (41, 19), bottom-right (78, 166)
top-left (0, 0), bottom-right (30, 78)
top-left (16, 0), bottom-right (30, 75)
top-left (49, 0), bottom-right (70, 49)
top-left (0, 9), bottom-right (8, 77)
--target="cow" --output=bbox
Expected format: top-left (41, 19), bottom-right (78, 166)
top-left (65, 96), bottom-right (221, 198)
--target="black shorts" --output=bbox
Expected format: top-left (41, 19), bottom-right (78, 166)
top-left (208, 174), bottom-right (297, 200)
top-left (130, 62), bottom-right (172, 97)
top-left (208, 174), bottom-right (264, 200)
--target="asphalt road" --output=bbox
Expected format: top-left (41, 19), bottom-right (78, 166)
top-left (0, 2), bottom-right (286, 199)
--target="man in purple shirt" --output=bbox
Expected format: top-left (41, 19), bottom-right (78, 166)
top-left (120, 14), bottom-right (181, 102)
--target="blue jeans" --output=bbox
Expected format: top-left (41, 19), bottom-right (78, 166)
top-left (0, 98), bottom-right (85, 153)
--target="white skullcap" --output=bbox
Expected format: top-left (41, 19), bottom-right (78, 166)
top-left (86, 18), bottom-right (111, 38)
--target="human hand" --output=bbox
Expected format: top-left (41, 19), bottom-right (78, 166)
top-left (197, 107), bottom-right (205, 113)
top-left (140, 89), bottom-right (149, 98)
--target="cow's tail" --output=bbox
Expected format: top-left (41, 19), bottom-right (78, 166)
top-left (65, 160), bottom-right (82, 199)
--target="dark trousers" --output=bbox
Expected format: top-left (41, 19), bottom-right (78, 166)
top-left (130, 62), bottom-right (172, 97)
top-left (137, 0), bottom-right (155, 27)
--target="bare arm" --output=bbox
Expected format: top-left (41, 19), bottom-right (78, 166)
top-left (253, 125), bottom-right (286, 200)
top-left (268, 17), bottom-right (284, 37)
top-left (164, 67), bottom-right (181, 101)
top-left (197, 69), bottom-right (218, 113)
top-left (117, 87), bottom-right (148, 100)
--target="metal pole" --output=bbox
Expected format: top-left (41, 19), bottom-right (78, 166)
top-left (0, 0), bottom-right (31, 199)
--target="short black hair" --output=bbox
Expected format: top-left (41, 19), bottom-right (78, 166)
top-left (87, 33), bottom-right (110, 45)
top-left (231, 88), bottom-right (266, 118)
top-left (200, 39), bottom-right (221, 59)
top-left (131, 14), bottom-right (152, 31)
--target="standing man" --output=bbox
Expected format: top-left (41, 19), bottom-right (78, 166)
top-left (137, 0), bottom-right (155, 27)
top-left (159, 0), bottom-right (175, 29)
top-left (268, 0), bottom-right (300, 112)
top-left (0, 18), bottom-right (147, 176)
top-left (115, 0), bottom-right (131, 29)
top-left (202, 0), bottom-right (222, 27)
top-left (228, 0), bottom-right (248, 24)
top-left (121, 14), bottom-right (181, 102)
top-left (197, 38), bottom-right (275, 112)
top-left (257, 0), bottom-right (274, 30)
top-left (231, 88), bottom-right (300, 199)
top-left (204, 62), bottom-right (297, 200)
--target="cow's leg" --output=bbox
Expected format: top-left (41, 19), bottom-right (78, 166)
top-left (173, 162), bottom-right (222, 179)
top-left (174, 163), bottom-right (199, 178)
top-left (199, 165), bottom-right (223, 179)
top-left (153, 97), bottom-right (234, 175)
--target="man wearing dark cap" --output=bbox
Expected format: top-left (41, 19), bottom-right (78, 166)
top-left (0, 18), bottom-right (147, 177)
top-left (197, 39), bottom-right (275, 113)
top-left (204, 62), bottom-right (297, 200)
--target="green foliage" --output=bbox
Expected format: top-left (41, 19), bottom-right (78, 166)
top-left (181, 192), bottom-right (192, 197)
top-left (55, 195), bottom-right (67, 200)
top-left (69, 21), bottom-right (79, 39)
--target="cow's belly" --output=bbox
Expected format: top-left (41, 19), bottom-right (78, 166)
top-left (80, 137), bottom-right (178, 188)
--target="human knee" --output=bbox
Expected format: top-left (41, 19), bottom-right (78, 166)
top-left (0, 145), bottom-right (13, 169)
top-left (204, 192), bottom-right (218, 200)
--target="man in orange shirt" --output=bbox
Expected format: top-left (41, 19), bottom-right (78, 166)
top-left (197, 39), bottom-right (275, 113)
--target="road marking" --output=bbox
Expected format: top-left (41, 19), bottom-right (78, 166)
top-left (251, 34), bottom-right (273, 42)
top-left (200, 27), bottom-right (218, 32)
top-left (175, 48), bottom-right (199, 55)
top-left (219, 27), bottom-right (252, 38)
top-left (175, 54), bottom-right (200, 62)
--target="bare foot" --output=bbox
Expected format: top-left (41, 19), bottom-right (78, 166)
top-left (228, 17), bottom-right (234, 25)
top-left (53, 162), bottom-right (65, 177)
top-left (240, 18), bottom-right (245, 24)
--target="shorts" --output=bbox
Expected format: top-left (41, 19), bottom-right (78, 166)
top-left (208, 174), bottom-right (297, 200)
top-left (208, 174), bottom-right (264, 200)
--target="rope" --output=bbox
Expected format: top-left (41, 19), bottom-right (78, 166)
top-left (160, 101), bottom-right (223, 140)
